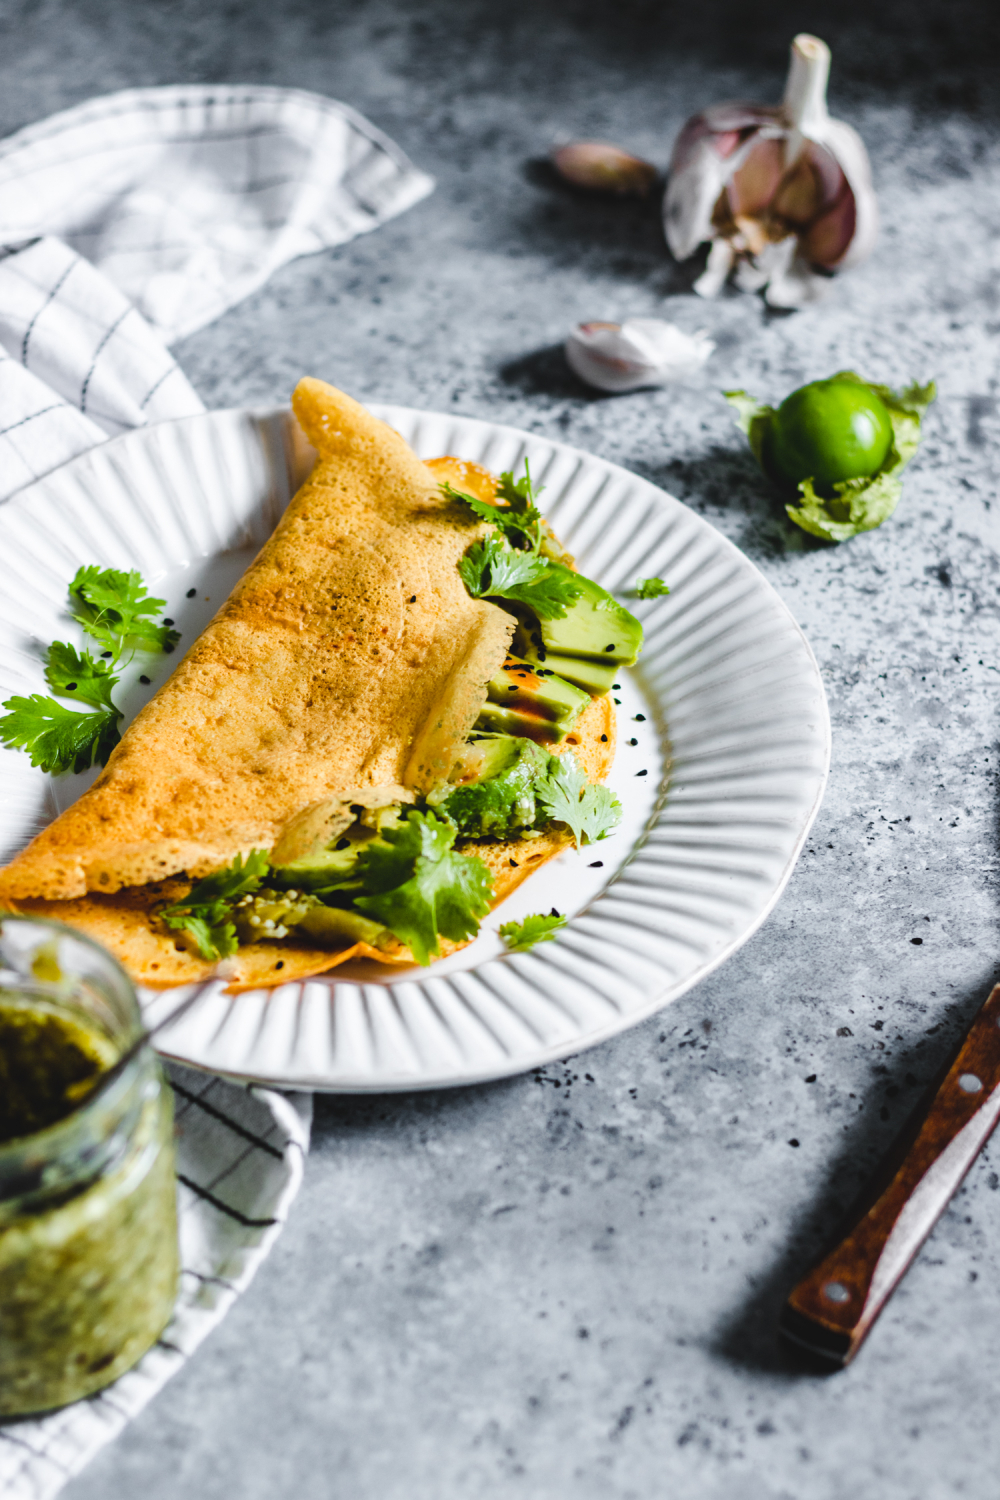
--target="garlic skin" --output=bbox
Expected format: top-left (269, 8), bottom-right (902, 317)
top-left (565, 319), bottom-right (714, 393)
top-left (664, 34), bottom-right (877, 307)
top-left (552, 142), bottom-right (659, 197)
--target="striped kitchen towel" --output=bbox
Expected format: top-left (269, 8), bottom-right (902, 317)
top-left (0, 82), bottom-right (433, 499)
top-left (0, 1066), bottom-right (313, 1500)
top-left (0, 82), bottom-right (432, 1496)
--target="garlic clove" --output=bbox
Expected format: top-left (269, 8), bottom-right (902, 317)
top-left (664, 33), bottom-right (877, 305)
top-left (565, 319), bottom-right (714, 393)
top-left (552, 141), bottom-right (659, 196)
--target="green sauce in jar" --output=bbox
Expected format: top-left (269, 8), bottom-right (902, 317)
top-left (0, 918), bottom-right (179, 1417)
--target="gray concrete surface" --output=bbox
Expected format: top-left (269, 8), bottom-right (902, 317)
top-left (2, 0), bottom-right (999, 1495)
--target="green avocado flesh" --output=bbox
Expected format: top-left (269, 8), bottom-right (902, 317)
top-left (517, 640), bottom-right (619, 695)
top-left (474, 703), bottom-right (567, 743)
top-left (536, 575), bottom-right (642, 665)
top-left (270, 831), bottom-right (371, 889)
top-left (477, 656), bottom-right (588, 742)
top-left (442, 737), bottom-right (552, 839)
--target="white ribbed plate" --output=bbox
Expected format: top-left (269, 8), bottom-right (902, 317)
top-left (0, 406), bottom-right (829, 1091)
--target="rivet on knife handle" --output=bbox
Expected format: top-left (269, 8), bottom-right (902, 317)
top-left (780, 982), bottom-right (1000, 1367)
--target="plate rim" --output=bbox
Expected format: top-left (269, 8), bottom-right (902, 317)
top-left (1, 403), bottom-right (831, 1092)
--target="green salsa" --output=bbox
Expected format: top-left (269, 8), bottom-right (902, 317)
top-left (0, 1002), bottom-right (114, 1142)
top-left (0, 998), bottom-right (178, 1416)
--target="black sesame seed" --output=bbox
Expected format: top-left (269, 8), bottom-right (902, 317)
top-left (101, 651), bottom-right (112, 658)
top-left (628, 738), bottom-right (637, 746)
top-left (186, 587), bottom-right (197, 598)
top-left (139, 674), bottom-right (151, 685)
top-left (335, 838), bottom-right (350, 850)
top-left (163, 617), bottom-right (174, 627)
top-left (550, 907), bottom-right (561, 918)
top-left (805, 1075), bottom-right (817, 1083)
top-left (911, 937), bottom-right (923, 945)
top-left (275, 961), bottom-right (285, 970)
top-left (589, 860), bottom-right (603, 868)
top-left (604, 644), bottom-right (616, 653)
top-left (634, 713), bottom-right (646, 722)
top-left (613, 683), bottom-right (621, 690)
top-left (600, 734), bottom-right (608, 742)
top-left (409, 595), bottom-right (417, 603)
top-left (636, 769), bottom-right (648, 776)
top-left (613, 698), bottom-right (620, 704)
top-left (788, 1139), bottom-right (800, 1148)
top-left (65, 682), bottom-right (77, 691)
top-left (509, 858), bottom-right (518, 867)
top-left (163, 644), bottom-right (175, 654)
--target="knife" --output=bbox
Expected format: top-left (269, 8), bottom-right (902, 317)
top-left (780, 981), bottom-right (1000, 1367)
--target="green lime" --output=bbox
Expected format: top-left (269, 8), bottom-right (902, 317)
top-left (767, 378), bottom-right (894, 494)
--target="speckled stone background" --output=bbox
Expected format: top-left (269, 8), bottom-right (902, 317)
top-left (3, 0), bottom-right (999, 1495)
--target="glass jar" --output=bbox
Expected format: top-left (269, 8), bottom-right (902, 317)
top-left (0, 914), bottom-right (179, 1416)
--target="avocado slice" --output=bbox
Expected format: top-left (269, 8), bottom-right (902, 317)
top-left (474, 703), bottom-right (566, 743)
top-left (296, 905), bottom-right (392, 948)
top-left (270, 829), bottom-right (373, 889)
top-left (484, 656), bottom-right (588, 729)
top-left (516, 640), bottom-right (619, 695)
top-left (536, 576), bottom-right (642, 665)
top-left (457, 733), bottom-right (524, 784)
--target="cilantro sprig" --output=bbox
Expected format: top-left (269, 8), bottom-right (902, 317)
top-left (635, 577), bottom-right (670, 600)
top-left (158, 850), bottom-right (270, 962)
top-left (459, 535), bottom-right (581, 621)
top-left (0, 565), bottom-right (180, 776)
top-left (499, 911), bottom-right (567, 952)
top-left (443, 461), bottom-right (546, 553)
top-left (68, 566), bottom-right (179, 657)
top-left (536, 754), bottom-right (622, 847)
top-left (353, 810), bottom-right (493, 966)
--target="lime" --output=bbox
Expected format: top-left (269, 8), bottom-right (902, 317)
top-left (767, 378), bottom-right (894, 494)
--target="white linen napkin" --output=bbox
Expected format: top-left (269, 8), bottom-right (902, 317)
top-left (0, 82), bottom-right (433, 1496)
top-left (0, 82), bottom-right (433, 499)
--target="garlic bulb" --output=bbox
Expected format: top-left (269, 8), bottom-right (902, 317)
top-left (664, 34), bottom-right (877, 307)
top-left (565, 319), bottom-right (714, 393)
top-left (552, 142), bottom-right (659, 196)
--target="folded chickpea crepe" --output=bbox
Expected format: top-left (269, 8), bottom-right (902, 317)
top-left (0, 380), bottom-right (642, 989)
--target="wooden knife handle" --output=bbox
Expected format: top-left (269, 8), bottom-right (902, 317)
top-left (781, 982), bottom-right (1000, 1367)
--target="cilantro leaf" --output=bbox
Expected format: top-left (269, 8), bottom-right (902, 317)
top-left (353, 810), bottom-right (493, 965)
top-left (499, 911), bottom-right (567, 952)
top-left (635, 577), bottom-right (670, 600)
top-left (443, 460), bottom-right (545, 552)
top-left (157, 850), bottom-right (270, 962)
top-left (160, 909), bottom-right (237, 963)
top-left (459, 536), bottom-right (581, 621)
top-left (44, 641), bottom-right (118, 710)
top-left (535, 753), bottom-right (623, 847)
top-left (69, 565), bottom-right (179, 657)
top-left (0, 695), bottom-right (121, 775)
top-left (184, 849), bottom-right (270, 906)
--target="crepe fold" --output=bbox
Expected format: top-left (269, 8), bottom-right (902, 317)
top-left (0, 380), bottom-right (515, 904)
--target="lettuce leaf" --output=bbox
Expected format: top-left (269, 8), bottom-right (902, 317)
top-left (724, 375), bottom-right (936, 543)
